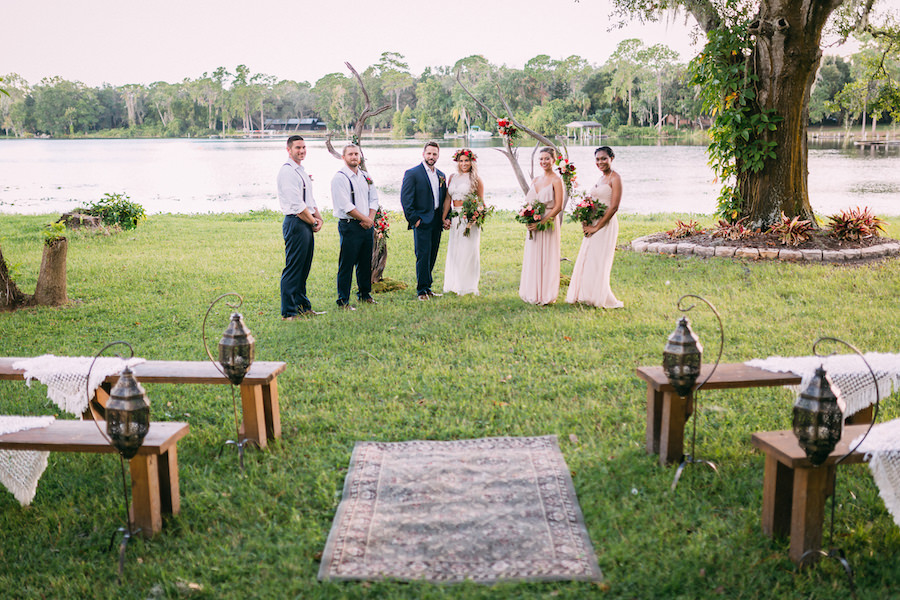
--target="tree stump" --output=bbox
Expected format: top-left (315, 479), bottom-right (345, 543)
top-left (33, 238), bottom-right (68, 306)
top-left (0, 245), bottom-right (29, 311)
top-left (371, 236), bottom-right (387, 284)
top-left (58, 212), bottom-right (101, 229)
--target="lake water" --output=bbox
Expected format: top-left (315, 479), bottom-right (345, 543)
top-left (1, 137), bottom-right (899, 216)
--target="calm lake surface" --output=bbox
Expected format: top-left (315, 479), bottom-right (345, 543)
top-left (1, 137), bottom-right (899, 216)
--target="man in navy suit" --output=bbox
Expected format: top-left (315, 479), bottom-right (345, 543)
top-left (400, 141), bottom-right (449, 301)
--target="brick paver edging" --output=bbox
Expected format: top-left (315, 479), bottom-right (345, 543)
top-left (630, 235), bottom-right (900, 262)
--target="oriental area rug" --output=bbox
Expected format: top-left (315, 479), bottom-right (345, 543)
top-left (318, 435), bottom-right (603, 584)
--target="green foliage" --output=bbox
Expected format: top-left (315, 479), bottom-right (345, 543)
top-left (78, 192), bottom-right (146, 230)
top-left (666, 219), bottom-right (705, 239)
top-left (42, 221), bottom-right (66, 245)
top-left (826, 206), bottom-right (886, 240)
top-left (769, 212), bottom-right (814, 246)
top-left (689, 24), bottom-right (781, 223)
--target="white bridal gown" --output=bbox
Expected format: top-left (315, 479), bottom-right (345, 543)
top-left (443, 173), bottom-right (481, 295)
top-left (566, 179), bottom-right (624, 308)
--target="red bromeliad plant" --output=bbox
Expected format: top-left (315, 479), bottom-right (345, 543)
top-left (769, 212), bottom-right (813, 246)
top-left (666, 219), bottom-right (705, 239)
top-left (826, 206), bottom-right (886, 241)
top-left (711, 217), bottom-right (754, 241)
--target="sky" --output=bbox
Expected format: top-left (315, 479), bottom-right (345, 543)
top-left (4, 0), bottom-right (898, 88)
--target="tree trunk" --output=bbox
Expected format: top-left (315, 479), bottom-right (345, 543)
top-left (33, 239), bottom-right (68, 306)
top-left (735, 0), bottom-right (842, 230)
top-left (371, 236), bottom-right (387, 283)
top-left (0, 245), bottom-right (30, 311)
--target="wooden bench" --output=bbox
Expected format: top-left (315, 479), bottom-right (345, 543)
top-left (0, 358), bottom-right (286, 449)
top-left (0, 420), bottom-right (189, 537)
top-left (636, 363), bottom-right (803, 466)
top-left (751, 424), bottom-right (869, 565)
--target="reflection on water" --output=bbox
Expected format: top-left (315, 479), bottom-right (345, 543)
top-left (1, 137), bottom-right (898, 216)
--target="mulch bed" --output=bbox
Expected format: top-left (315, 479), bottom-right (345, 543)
top-left (639, 230), bottom-right (896, 252)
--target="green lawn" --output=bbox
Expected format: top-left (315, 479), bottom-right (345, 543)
top-left (1, 211), bottom-right (899, 599)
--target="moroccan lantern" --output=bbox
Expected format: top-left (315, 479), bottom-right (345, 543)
top-left (663, 316), bottom-right (703, 398)
top-left (218, 311), bottom-right (255, 385)
top-left (105, 364), bottom-right (151, 460)
top-left (792, 366), bottom-right (843, 466)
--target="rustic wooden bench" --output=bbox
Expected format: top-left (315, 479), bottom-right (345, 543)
top-left (751, 424), bottom-right (869, 565)
top-left (0, 420), bottom-right (189, 537)
top-left (636, 363), bottom-right (803, 466)
top-left (0, 358), bottom-right (286, 449)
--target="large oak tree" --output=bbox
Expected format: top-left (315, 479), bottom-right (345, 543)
top-left (612, 0), bottom-right (893, 228)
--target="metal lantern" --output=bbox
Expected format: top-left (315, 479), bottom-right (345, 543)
top-left (792, 365), bottom-right (843, 466)
top-left (218, 311), bottom-right (255, 385)
top-left (105, 364), bottom-right (151, 460)
top-left (663, 316), bottom-right (703, 398)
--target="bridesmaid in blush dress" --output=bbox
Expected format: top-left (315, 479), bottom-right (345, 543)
top-left (519, 147), bottom-right (564, 305)
top-left (566, 146), bottom-right (624, 308)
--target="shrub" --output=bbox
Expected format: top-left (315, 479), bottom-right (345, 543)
top-left (78, 192), bottom-right (146, 230)
top-left (769, 212), bottom-right (814, 246)
top-left (826, 206), bottom-right (885, 241)
top-left (666, 219), bottom-right (705, 239)
top-left (711, 217), bottom-right (754, 240)
top-left (42, 221), bottom-right (66, 245)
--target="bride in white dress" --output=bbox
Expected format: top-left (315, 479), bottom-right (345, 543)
top-left (566, 146), bottom-right (624, 308)
top-left (442, 149), bottom-right (485, 295)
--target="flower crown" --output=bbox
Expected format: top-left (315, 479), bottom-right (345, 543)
top-left (452, 149), bottom-right (476, 162)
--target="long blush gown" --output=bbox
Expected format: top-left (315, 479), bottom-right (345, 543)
top-left (443, 173), bottom-right (481, 295)
top-left (519, 185), bottom-right (560, 305)
top-left (566, 180), bottom-right (624, 308)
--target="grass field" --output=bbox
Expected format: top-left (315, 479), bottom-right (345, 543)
top-left (1, 211), bottom-right (899, 599)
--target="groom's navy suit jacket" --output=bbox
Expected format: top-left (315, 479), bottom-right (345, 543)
top-left (400, 164), bottom-right (447, 229)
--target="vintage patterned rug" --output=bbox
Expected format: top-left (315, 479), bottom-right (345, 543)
top-left (318, 435), bottom-right (603, 583)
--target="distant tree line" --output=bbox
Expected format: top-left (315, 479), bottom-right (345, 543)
top-left (1, 39), bottom-right (897, 140)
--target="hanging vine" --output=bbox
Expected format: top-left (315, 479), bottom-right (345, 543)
top-left (689, 23), bottom-right (781, 223)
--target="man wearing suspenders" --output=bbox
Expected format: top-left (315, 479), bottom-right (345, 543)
top-left (277, 135), bottom-right (324, 320)
top-left (331, 144), bottom-right (379, 310)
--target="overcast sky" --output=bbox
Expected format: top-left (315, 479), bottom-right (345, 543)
top-left (3, 0), bottom-right (897, 87)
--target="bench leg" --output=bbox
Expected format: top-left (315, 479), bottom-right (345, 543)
top-left (157, 447), bottom-right (180, 516)
top-left (789, 465), bottom-right (834, 566)
top-left (129, 455), bottom-right (162, 538)
top-left (761, 454), bottom-right (794, 538)
top-left (646, 386), bottom-right (662, 455)
top-left (262, 380), bottom-right (281, 442)
top-left (658, 391), bottom-right (688, 466)
top-left (239, 383), bottom-right (268, 449)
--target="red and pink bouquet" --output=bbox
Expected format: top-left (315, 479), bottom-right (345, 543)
top-left (497, 117), bottom-right (518, 142)
top-left (569, 194), bottom-right (607, 231)
top-left (515, 200), bottom-right (552, 239)
top-left (458, 193), bottom-right (493, 237)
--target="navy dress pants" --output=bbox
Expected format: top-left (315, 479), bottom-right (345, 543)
top-left (280, 215), bottom-right (314, 317)
top-left (337, 220), bottom-right (374, 305)
top-left (413, 220), bottom-right (442, 296)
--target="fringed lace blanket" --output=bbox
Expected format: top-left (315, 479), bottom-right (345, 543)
top-left (0, 416), bottom-right (55, 505)
top-left (853, 419), bottom-right (900, 529)
top-left (745, 352), bottom-right (900, 417)
top-left (12, 354), bottom-right (145, 416)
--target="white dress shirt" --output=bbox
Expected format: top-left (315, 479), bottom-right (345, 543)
top-left (423, 161), bottom-right (440, 210)
top-left (277, 160), bottom-right (316, 215)
top-left (331, 166), bottom-right (379, 220)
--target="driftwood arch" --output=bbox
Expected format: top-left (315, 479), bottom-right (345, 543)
top-left (324, 62), bottom-right (390, 173)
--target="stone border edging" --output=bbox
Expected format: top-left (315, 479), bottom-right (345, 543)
top-left (630, 234), bottom-right (900, 262)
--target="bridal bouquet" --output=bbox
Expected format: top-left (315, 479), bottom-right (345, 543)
top-left (516, 200), bottom-right (552, 239)
top-left (458, 194), bottom-right (493, 237)
top-left (569, 194), bottom-right (607, 228)
top-left (373, 206), bottom-right (390, 240)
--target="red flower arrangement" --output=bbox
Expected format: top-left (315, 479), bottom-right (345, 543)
top-left (555, 156), bottom-right (577, 195)
top-left (373, 206), bottom-right (390, 240)
top-left (515, 199), bottom-right (552, 239)
top-left (497, 117), bottom-right (518, 142)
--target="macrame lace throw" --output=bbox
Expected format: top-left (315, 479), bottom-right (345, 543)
top-left (0, 416), bottom-right (55, 505)
top-left (745, 352), bottom-right (900, 417)
top-left (12, 354), bottom-right (146, 416)
top-left (853, 419), bottom-right (900, 529)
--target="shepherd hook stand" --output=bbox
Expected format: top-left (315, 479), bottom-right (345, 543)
top-left (671, 295), bottom-right (723, 492)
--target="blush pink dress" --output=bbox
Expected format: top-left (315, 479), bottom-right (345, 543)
top-left (518, 185), bottom-right (560, 305)
top-left (566, 180), bottom-right (623, 308)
